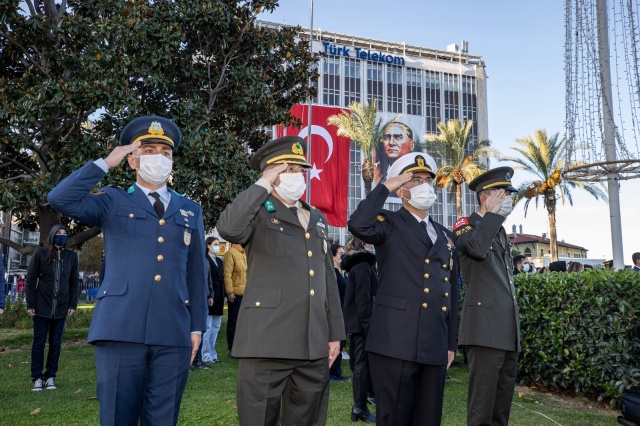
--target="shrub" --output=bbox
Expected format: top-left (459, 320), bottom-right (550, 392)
top-left (0, 301), bottom-right (94, 329)
top-left (516, 269), bottom-right (640, 406)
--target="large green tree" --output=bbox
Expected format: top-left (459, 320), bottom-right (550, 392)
top-left (0, 0), bottom-right (316, 252)
top-left (424, 119), bottom-right (496, 219)
top-left (326, 101), bottom-right (400, 195)
top-left (503, 130), bottom-right (607, 261)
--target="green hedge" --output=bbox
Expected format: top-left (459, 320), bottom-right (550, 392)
top-left (0, 299), bottom-right (94, 329)
top-left (516, 269), bottom-right (640, 406)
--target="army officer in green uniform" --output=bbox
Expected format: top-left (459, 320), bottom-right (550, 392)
top-left (453, 167), bottom-right (521, 426)
top-left (216, 136), bottom-right (345, 426)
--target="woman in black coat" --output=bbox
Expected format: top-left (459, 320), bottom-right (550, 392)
top-left (341, 237), bottom-right (378, 423)
top-left (26, 224), bottom-right (79, 391)
top-left (329, 244), bottom-right (349, 382)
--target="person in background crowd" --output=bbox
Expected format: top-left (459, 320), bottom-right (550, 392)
top-left (329, 243), bottom-right (349, 383)
top-left (191, 251), bottom-right (214, 371)
top-left (0, 253), bottom-right (6, 315)
top-left (537, 266), bottom-right (548, 274)
top-left (341, 237), bottom-right (378, 423)
top-left (549, 260), bottom-right (568, 272)
top-left (202, 237), bottom-right (225, 364)
top-left (9, 272), bottom-right (18, 303)
top-left (527, 262), bottom-right (537, 274)
top-left (26, 224), bottom-right (79, 391)
top-left (632, 252), bottom-right (640, 272)
top-left (567, 261), bottom-right (584, 273)
top-left (216, 136), bottom-right (345, 425)
top-left (223, 243), bottom-right (247, 358)
top-left (47, 116), bottom-right (207, 425)
top-left (350, 152), bottom-right (459, 426)
top-left (512, 255), bottom-right (529, 275)
top-left (17, 274), bottom-right (26, 302)
top-left (454, 167), bottom-right (520, 426)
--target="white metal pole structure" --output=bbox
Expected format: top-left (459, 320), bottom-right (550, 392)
top-left (596, 0), bottom-right (624, 268)
top-left (306, 0), bottom-right (314, 204)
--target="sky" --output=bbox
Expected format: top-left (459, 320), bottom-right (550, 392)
top-left (259, 0), bottom-right (640, 263)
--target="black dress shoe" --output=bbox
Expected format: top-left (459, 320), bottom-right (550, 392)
top-left (351, 406), bottom-right (375, 423)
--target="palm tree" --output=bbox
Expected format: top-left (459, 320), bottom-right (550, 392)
top-left (424, 119), bottom-right (496, 219)
top-left (503, 129), bottom-right (607, 261)
top-left (327, 101), bottom-right (401, 195)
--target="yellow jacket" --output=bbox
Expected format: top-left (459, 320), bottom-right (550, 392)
top-left (223, 245), bottom-right (247, 296)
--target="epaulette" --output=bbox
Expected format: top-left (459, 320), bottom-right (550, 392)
top-left (170, 189), bottom-right (183, 198)
top-left (453, 217), bottom-right (473, 236)
top-left (377, 214), bottom-right (386, 222)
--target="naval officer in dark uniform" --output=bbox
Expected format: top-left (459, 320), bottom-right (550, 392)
top-left (216, 136), bottom-right (345, 426)
top-left (48, 116), bottom-right (208, 426)
top-left (453, 167), bottom-right (520, 426)
top-left (349, 153), bottom-right (459, 426)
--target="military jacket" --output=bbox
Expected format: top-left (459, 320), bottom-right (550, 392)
top-left (348, 185), bottom-right (459, 366)
top-left (454, 212), bottom-right (521, 352)
top-left (216, 184), bottom-right (345, 360)
top-left (48, 161), bottom-right (208, 347)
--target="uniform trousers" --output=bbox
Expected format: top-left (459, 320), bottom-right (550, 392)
top-left (349, 332), bottom-right (371, 409)
top-left (94, 341), bottom-right (191, 426)
top-left (466, 345), bottom-right (519, 426)
top-left (369, 352), bottom-right (446, 426)
top-left (237, 357), bottom-right (330, 426)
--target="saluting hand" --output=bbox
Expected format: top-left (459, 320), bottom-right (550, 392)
top-left (383, 173), bottom-right (412, 192)
top-left (261, 163), bottom-right (289, 186)
top-left (104, 142), bottom-right (141, 169)
top-left (484, 189), bottom-right (507, 214)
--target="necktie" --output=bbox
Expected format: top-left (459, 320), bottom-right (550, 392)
top-left (420, 220), bottom-right (434, 249)
top-left (420, 221), bottom-right (427, 230)
top-left (149, 192), bottom-right (165, 218)
top-left (289, 206), bottom-right (298, 217)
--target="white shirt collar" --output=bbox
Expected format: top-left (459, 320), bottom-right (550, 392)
top-left (136, 183), bottom-right (170, 202)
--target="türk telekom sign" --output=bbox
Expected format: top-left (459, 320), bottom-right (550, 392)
top-left (321, 41), bottom-right (406, 66)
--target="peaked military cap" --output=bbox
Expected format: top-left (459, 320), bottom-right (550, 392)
top-left (249, 136), bottom-right (312, 172)
top-left (387, 152), bottom-right (437, 179)
top-left (468, 166), bottom-right (517, 192)
top-left (120, 116), bottom-right (181, 151)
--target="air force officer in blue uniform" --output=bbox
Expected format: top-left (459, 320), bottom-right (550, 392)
top-left (48, 116), bottom-right (207, 426)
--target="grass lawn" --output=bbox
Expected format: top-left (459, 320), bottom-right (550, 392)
top-left (0, 316), bottom-right (620, 425)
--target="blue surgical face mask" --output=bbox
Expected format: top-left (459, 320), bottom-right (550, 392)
top-left (53, 234), bottom-right (68, 247)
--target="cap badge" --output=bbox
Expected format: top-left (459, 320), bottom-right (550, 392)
top-left (292, 142), bottom-right (303, 155)
top-left (148, 121), bottom-right (165, 136)
top-left (417, 156), bottom-right (425, 167)
top-left (505, 173), bottom-right (511, 181)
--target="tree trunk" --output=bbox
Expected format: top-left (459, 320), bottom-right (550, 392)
top-left (546, 190), bottom-right (558, 262)
top-left (455, 182), bottom-right (463, 219)
top-left (37, 206), bottom-right (62, 248)
top-left (362, 159), bottom-right (374, 195)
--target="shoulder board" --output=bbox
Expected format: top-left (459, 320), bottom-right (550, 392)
top-left (127, 186), bottom-right (135, 194)
top-left (170, 189), bottom-right (183, 198)
top-left (453, 217), bottom-right (471, 231)
top-left (263, 200), bottom-right (276, 212)
top-left (377, 214), bottom-right (386, 222)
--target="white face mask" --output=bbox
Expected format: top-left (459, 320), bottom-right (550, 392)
top-left (137, 154), bottom-right (173, 185)
top-left (498, 196), bottom-right (513, 217)
top-left (210, 245), bottom-right (220, 255)
top-left (275, 173), bottom-right (306, 203)
top-left (404, 183), bottom-right (437, 211)
top-left (521, 263), bottom-right (531, 273)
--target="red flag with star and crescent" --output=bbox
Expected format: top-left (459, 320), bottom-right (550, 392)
top-left (275, 104), bottom-right (350, 227)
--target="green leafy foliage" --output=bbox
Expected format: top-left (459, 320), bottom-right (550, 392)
top-left (516, 269), bottom-right (640, 406)
top-left (0, 0), bottom-right (317, 247)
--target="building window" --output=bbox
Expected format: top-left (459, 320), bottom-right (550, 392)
top-left (387, 65), bottom-right (403, 113)
top-left (461, 76), bottom-right (477, 138)
top-left (344, 58), bottom-right (361, 106)
top-left (366, 62), bottom-right (384, 110)
top-left (406, 68), bottom-right (422, 116)
top-left (442, 73), bottom-right (459, 122)
top-left (322, 56), bottom-right (340, 106)
top-left (524, 248), bottom-right (532, 256)
top-left (348, 141), bottom-right (363, 217)
top-left (425, 71), bottom-right (441, 134)
top-left (540, 249), bottom-right (544, 257)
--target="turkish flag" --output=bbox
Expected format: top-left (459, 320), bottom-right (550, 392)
top-left (275, 105), bottom-right (350, 227)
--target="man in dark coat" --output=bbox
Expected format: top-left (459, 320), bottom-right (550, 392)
top-left (216, 136), bottom-right (345, 426)
top-left (349, 152), bottom-right (459, 426)
top-left (48, 116), bottom-right (207, 425)
top-left (454, 167), bottom-right (520, 426)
